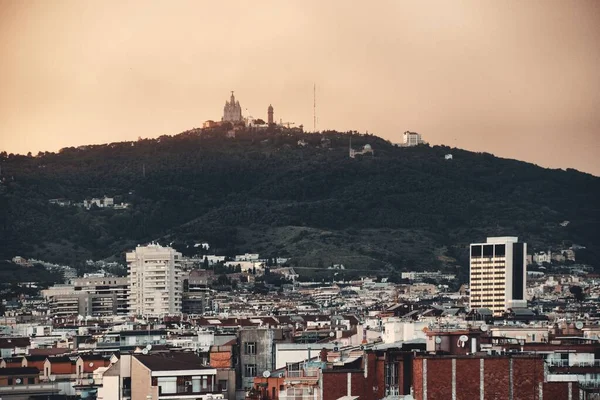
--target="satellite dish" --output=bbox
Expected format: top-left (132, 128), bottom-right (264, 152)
top-left (459, 335), bottom-right (468, 342)
top-left (329, 332), bottom-right (335, 337)
top-left (480, 324), bottom-right (489, 332)
top-left (575, 321), bottom-right (584, 329)
top-left (435, 337), bottom-right (442, 344)
top-left (146, 344), bottom-right (152, 351)
top-left (262, 370), bottom-right (271, 378)
top-left (142, 348), bottom-right (149, 355)
top-left (333, 347), bottom-right (339, 352)
top-left (89, 362), bottom-right (94, 367)
top-left (15, 378), bottom-right (22, 384)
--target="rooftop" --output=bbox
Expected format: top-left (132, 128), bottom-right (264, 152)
top-left (135, 353), bottom-right (212, 371)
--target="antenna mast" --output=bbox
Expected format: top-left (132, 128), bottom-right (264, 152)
top-left (313, 83), bottom-right (316, 132)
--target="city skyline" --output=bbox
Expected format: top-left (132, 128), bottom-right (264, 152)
top-left (0, 1), bottom-right (599, 175)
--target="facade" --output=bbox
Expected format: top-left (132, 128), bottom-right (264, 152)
top-left (73, 277), bottom-right (129, 315)
top-left (47, 292), bottom-right (89, 318)
top-left (0, 367), bottom-right (60, 400)
top-left (470, 236), bottom-right (527, 315)
top-left (222, 91), bottom-right (243, 123)
top-left (130, 354), bottom-right (223, 400)
top-left (83, 196), bottom-right (114, 210)
top-left (127, 244), bottom-right (183, 317)
top-left (239, 328), bottom-right (281, 391)
top-left (533, 251), bottom-right (552, 264)
top-left (402, 131), bottom-right (425, 146)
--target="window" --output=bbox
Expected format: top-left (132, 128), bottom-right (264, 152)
top-left (244, 342), bottom-right (257, 355)
top-left (28, 377), bottom-right (35, 384)
top-left (157, 377), bottom-right (177, 394)
top-left (192, 377), bottom-right (201, 392)
top-left (385, 363), bottom-right (399, 395)
top-left (218, 380), bottom-right (228, 391)
top-left (245, 364), bottom-right (257, 377)
top-left (8, 378), bottom-right (13, 385)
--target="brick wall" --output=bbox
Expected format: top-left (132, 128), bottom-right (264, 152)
top-left (412, 356), bottom-right (576, 400)
top-left (512, 358), bottom-right (544, 400)
top-left (322, 371), bottom-right (351, 400)
top-left (542, 382), bottom-right (578, 400)
top-left (412, 358), bottom-right (424, 400)
top-left (483, 358), bottom-right (510, 399)
top-left (131, 357), bottom-right (156, 400)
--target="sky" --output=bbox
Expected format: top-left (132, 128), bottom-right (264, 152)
top-left (0, 1), bottom-right (599, 176)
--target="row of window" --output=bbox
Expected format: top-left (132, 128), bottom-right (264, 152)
top-left (7, 377), bottom-right (35, 385)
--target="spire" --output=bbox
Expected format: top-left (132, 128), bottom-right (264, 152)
top-left (230, 91), bottom-right (235, 104)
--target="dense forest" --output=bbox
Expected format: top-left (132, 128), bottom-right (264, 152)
top-left (1, 126), bottom-right (599, 280)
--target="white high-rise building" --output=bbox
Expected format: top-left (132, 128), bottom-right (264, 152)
top-left (126, 244), bottom-right (183, 317)
top-left (469, 236), bottom-right (527, 316)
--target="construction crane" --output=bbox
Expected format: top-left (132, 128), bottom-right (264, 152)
top-left (244, 108), bottom-right (255, 125)
top-left (279, 119), bottom-right (295, 128)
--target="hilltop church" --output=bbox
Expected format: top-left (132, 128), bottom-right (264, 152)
top-left (222, 91), bottom-right (243, 123)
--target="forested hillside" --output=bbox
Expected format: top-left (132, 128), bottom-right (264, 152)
top-left (1, 126), bottom-right (599, 280)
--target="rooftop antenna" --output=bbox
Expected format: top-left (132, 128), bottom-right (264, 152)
top-left (313, 83), bottom-right (316, 133)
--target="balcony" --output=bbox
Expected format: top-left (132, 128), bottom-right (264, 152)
top-left (284, 369), bottom-right (320, 385)
top-left (157, 385), bottom-right (219, 398)
top-left (0, 383), bottom-right (60, 396)
top-left (278, 388), bottom-right (317, 400)
top-left (546, 360), bottom-right (600, 368)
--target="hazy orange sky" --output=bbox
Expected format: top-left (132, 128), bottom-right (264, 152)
top-left (1, 1), bottom-right (599, 175)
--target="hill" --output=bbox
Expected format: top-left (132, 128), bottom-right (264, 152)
top-left (1, 127), bottom-right (599, 281)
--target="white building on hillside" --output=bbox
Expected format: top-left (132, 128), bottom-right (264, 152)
top-left (401, 131), bottom-right (425, 146)
top-left (126, 244), bottom-right (183, 317)
top-left (533, 251), bottom-right (552, 265)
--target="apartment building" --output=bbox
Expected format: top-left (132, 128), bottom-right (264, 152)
top-left (73, 276), bottom-right (129, 315)
top-left (127, 244), bottom-right (183, 317)
top-left (470, 236), bottom-right (527, 315)
top-left (130, 353), bottom-right (224, 400)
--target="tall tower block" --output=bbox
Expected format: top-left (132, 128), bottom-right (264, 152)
top-left (268, 104), bottom-right (274, 125)
top-left (469, 236), bottom-right (527, 316)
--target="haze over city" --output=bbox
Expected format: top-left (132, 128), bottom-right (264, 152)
top-left (0, 0), bottom-right (599, 176)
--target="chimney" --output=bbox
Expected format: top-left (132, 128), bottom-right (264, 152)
top-left (320, 348), bottom-right (328, 363)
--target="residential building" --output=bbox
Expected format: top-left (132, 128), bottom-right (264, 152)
top-left (0, 367), bottom-right (60, 400)
top-left (127, 244), bottom-right (183, 317)
top-left (73, 276), bottom-right (129, 315)
top-left (239, 328), bottom-right (286, 391)
top-left (47, 292), bottom-right (89, 318)
top-left (182, 272), bottom-right (213, 315)
top-left (130, 353), bottom-right (224, 400)
top-left (470, 236), bottom-right (527, 315)
top-left (0, 338), bottom-right (30, 358)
